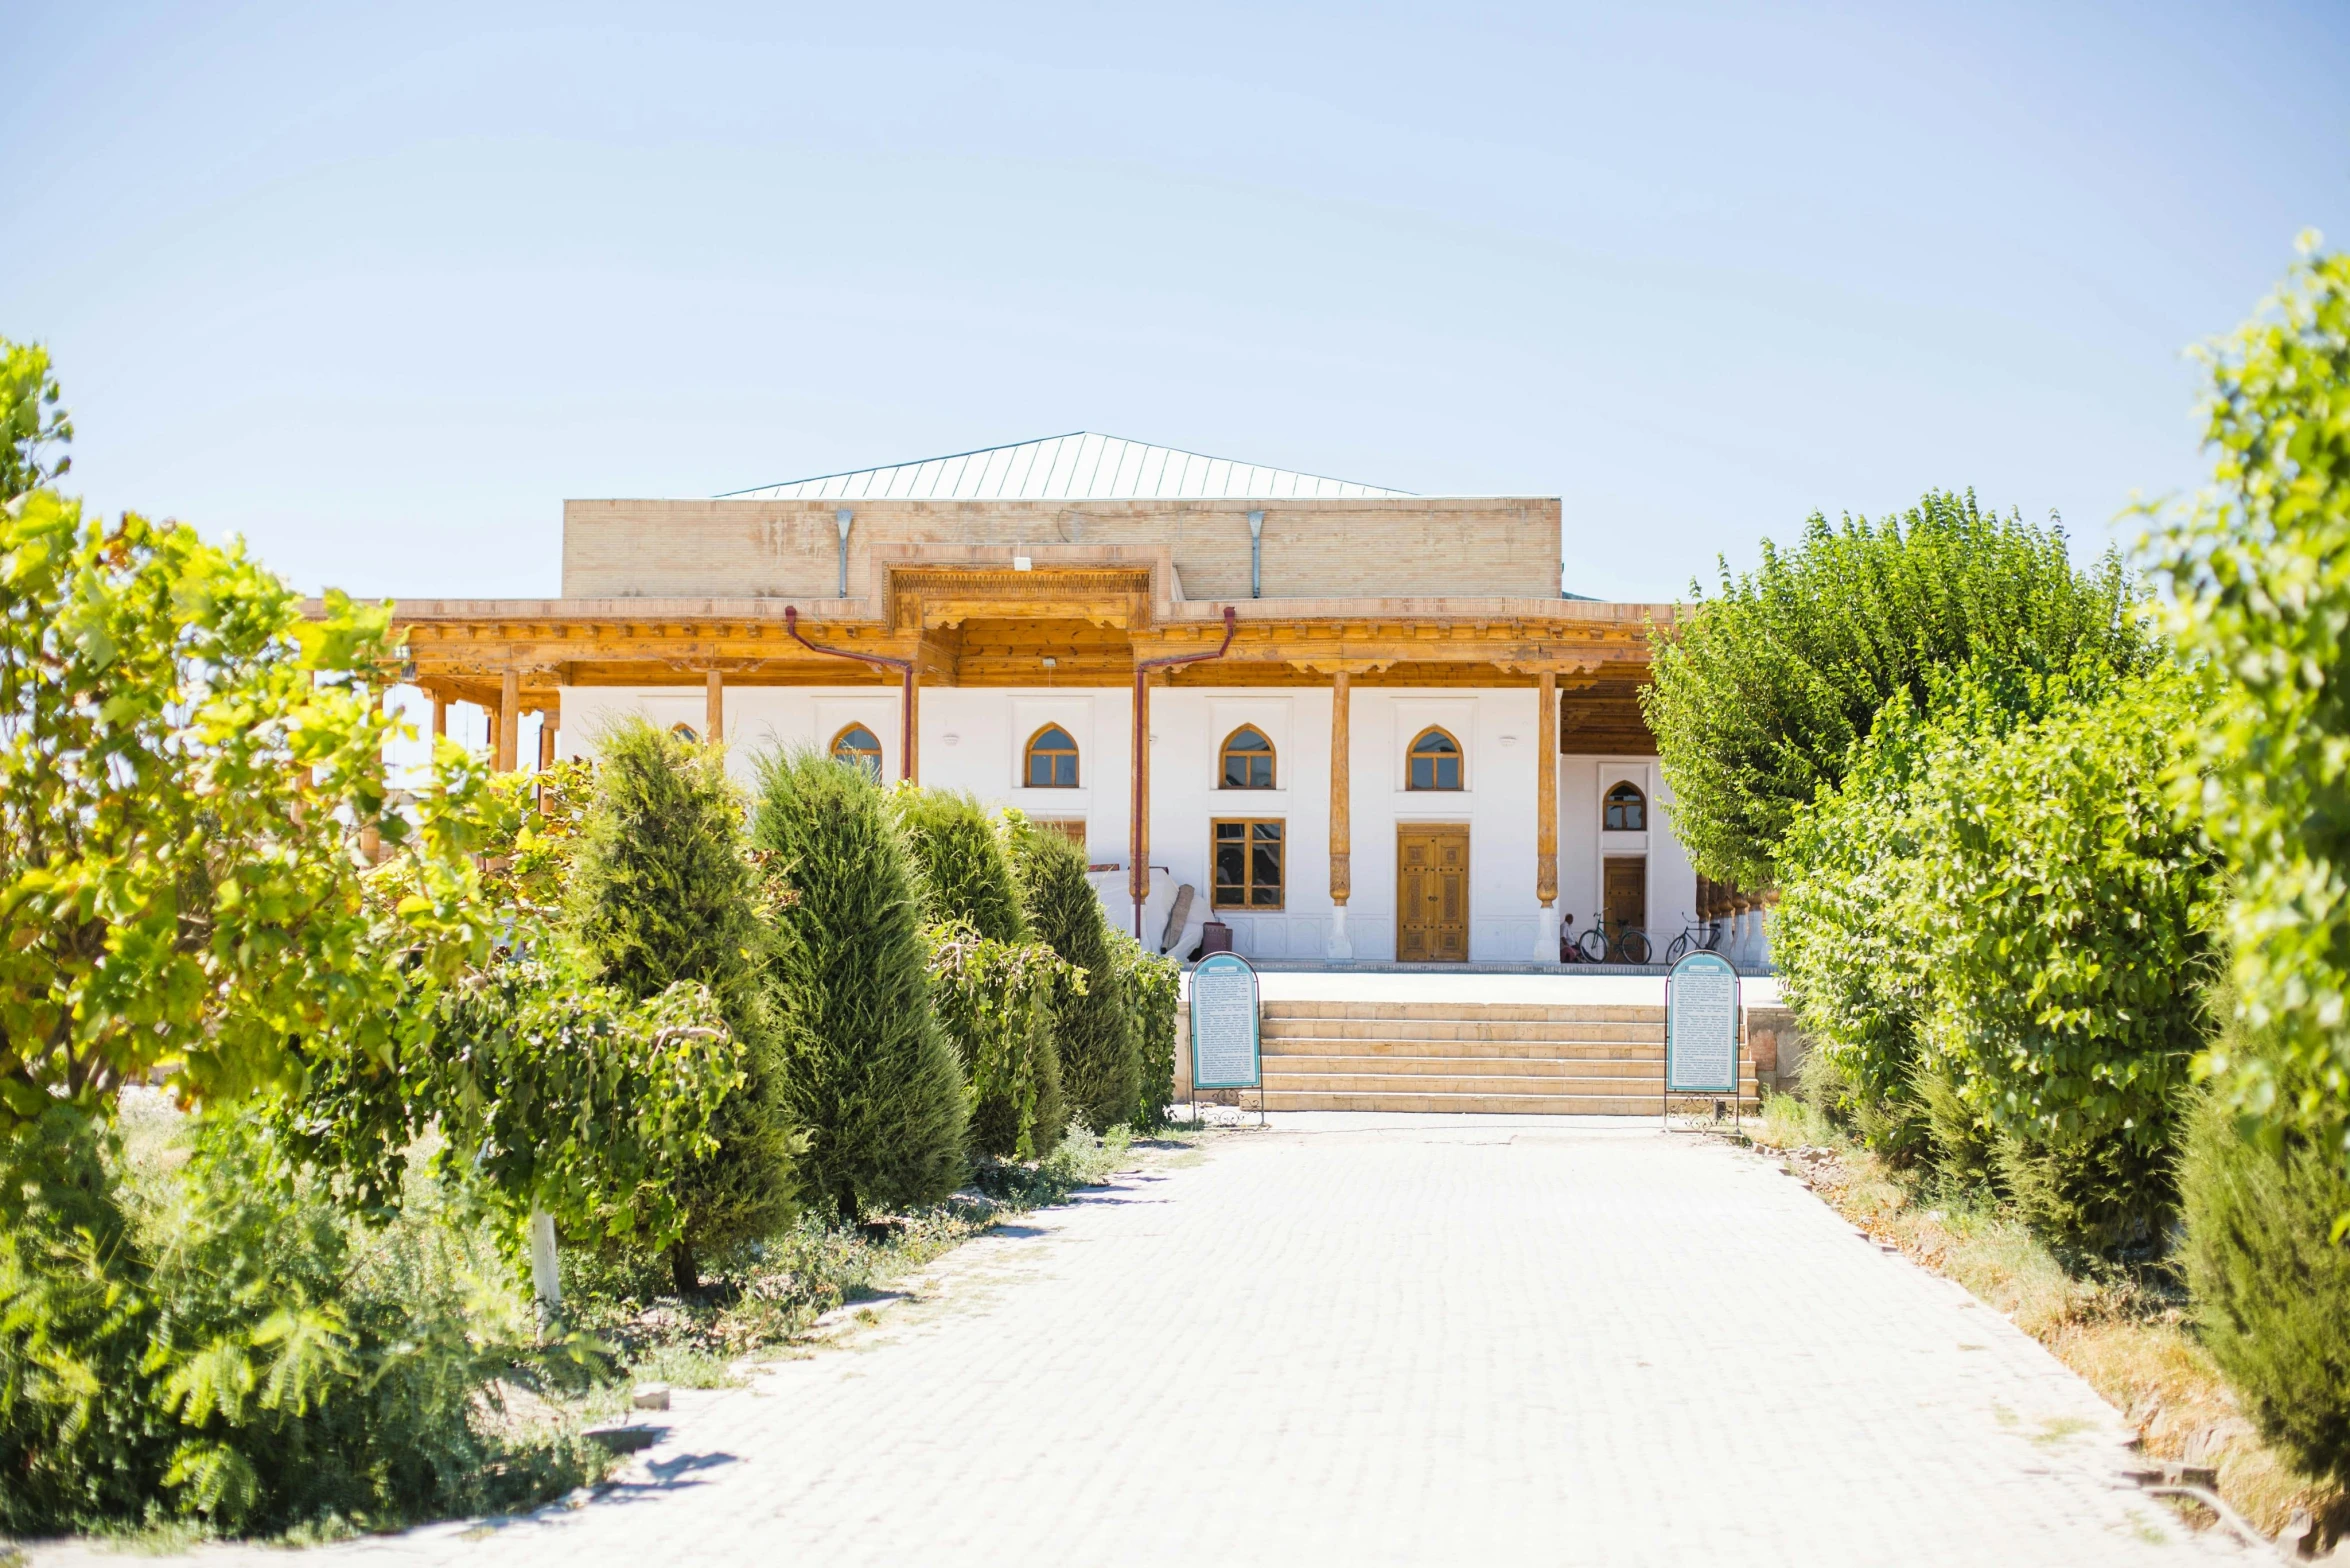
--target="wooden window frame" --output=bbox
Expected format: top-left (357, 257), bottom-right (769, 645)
top-left (1603, 781), bottom-right (1647, 832)
top-left (669, 722), bottom-right (700, 744)
top-left (1211, 817), bottom-right (1286, 910)
top-left (829, 722), bottom-right (884, 778)
top-left (1030, 817), bottom-right (1087, 849)
top-left (1023, 723), bottom-right (1081, 789)
top-left (1218, 724), bottom-right (1277, 790)
top-left (1406, 725), bottom-right (1465, 792)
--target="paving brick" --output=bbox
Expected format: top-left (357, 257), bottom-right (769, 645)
top-left (38, 1122), bottom-right (2242, 1567)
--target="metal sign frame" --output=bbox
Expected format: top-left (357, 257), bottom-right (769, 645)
top-left (1663, 950), bottom-right (1742, 1131)
top-left (1187, 951), bottom-right (1266, 1127)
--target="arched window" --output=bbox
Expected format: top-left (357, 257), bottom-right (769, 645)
top-left (1406, 727), bottom-right (1463, 791)
top-left (830, 723), bottom-right (883, 779)
top-left (1604, 781), bottom-right (1647, 832)
top-left (1024, 724), bottom-right (1080, 788)
top-left (669, 722), bottom-right (700, 744)
top-left (1220, 725), bottom-right (1275, 789)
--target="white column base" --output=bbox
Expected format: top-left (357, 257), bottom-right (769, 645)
top-left (1327, 903), bottom-right (1355, 960)
top-left (1537, 904), bottom-right (1562, 965)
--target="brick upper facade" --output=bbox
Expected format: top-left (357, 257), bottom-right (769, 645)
top-left (560, 496), bottom-right (1565, 602)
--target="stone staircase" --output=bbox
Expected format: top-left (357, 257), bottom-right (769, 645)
top-left (1249, 998), bottom-right (1760, 1115)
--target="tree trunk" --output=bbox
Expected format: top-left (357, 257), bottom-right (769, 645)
top-left (669, 1238), bottom-right (699, 1298)
top-left (528, 1203), bottom-right (563, 1332)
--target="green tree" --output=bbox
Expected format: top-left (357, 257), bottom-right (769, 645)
top-left (1909, 668), bottom-right (2214, 1249)
top-left (1779, 666), bottom-right (2213, 1249)
top-left (1013, 822), bottom-right (1136, 1132)
top-left (2151, 237), bottom-right (2350, 1201)
top-left (568, 719), bottom-right (799, 1292)
top-left (1642, 491), bottom-right (2154, 889)
top-left (752, 751), bottom-right (967, 1218)
top-left (0, 486), bottom-right (418, 1127)
top-left (1, 338), bottom-right (71, 500)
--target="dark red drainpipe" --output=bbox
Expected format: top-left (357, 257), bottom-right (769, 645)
top-left (1130, 606), bottom-right (1238, 940)
top-left (784, 606), bottom-right (916, 781)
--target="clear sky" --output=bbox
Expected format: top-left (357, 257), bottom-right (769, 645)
top-left (7, 1), bottom-right (2348, 602)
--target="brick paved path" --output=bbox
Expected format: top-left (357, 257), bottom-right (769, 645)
top-left (65, 1122), bottom-right (2243, 1567)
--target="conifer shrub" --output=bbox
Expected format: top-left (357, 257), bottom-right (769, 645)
top-left (1012, 822), bottom-right (1137, 1133)
top-left (895, 789), bottom-right (1073, 1156)
top-left (752, 750), bottom-right (968, 1218)
top-left (569, 719), bottom-right (800, 1290)
top-left (1115, 932), bottom-right (1180, 1130)
top-left (895, 787), bottom-right (1030, 943)
top-left (2182, 1096), bottom-right (2350, 1481)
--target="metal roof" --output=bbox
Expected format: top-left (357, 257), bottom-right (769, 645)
top-left (720, 432), bottom-right (1412, 502)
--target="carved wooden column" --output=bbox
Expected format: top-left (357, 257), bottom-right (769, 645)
top-left (904, 676), bottom-right (919, 784)
top-left (538, 710), bottom-right (558, 770)
top-left (1327, 671), bottom-right (1354, 960)
top-left (705, 667), bottom-right (724, 745)
top-left (496, 669), bottom-right (520, 772)
top-left (1536, 669), bottom-right (1560, 963)
top-left (431, 692), bottom-right (448, 742)
top-left (359, 685), bottom-right (383, 865)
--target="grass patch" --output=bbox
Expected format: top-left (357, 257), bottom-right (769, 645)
top-left (1752, 1093), bottom-right (2346, 1539)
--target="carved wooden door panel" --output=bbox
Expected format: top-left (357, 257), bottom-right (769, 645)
top-left (1397, 828), bottom-right (1469, 962)
top-left (1603, 855), bottom-right (1647, 937)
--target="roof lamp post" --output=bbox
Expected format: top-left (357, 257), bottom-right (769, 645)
top-left (835, 508), bottom-right (853, 598)
top-left (1247, 510), bottom-right (1265, 599)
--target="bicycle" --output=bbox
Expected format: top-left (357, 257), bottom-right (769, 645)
top-left (1662, 914), bottom-right (1727, 964)
top-left (1575, 912), bottom-right (1652, 966)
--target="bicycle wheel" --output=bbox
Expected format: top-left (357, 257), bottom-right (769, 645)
top-left (1663, 931), bottom-right (1689, 963)
top-left (1616, 928), bottom-right (1653, 965)
top-left (1576, 925), bottom-right (1609, 963)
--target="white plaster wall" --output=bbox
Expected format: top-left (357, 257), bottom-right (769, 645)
top-left (556, 683), bottom-right (1700, 966)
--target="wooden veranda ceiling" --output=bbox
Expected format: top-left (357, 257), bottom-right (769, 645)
top-left (353, 564), bottom-right (1678, 746)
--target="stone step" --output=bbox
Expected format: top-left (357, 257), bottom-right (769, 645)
top-left (1256, 1090), bottom-right (1759, 1115)
top-left (1263, 1053), bottom-right (1667, 1080)
top-left (1258, 1017), bottom-right (1666, 1044)
top-left (1256, 1001), bottom-right (1665, 1024)
top-left (1263, 1070), bottom-right (1702, 1096)
top-left (1259, 1032), bottom-right (1666, 1059)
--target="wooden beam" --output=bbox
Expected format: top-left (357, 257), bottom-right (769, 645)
top-left (705, 667), bottom-right (724, 744)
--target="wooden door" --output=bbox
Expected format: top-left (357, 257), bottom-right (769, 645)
top-left (1397, 827), bottom-right (1470, 962)
top-left (1603, 856), bottom-right (1647, 936)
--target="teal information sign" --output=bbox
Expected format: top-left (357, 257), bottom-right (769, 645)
top-left (1666, 951), bottom-right (1741, 1095)
top-left (1189, 953), bottom-right (1262, 1090)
